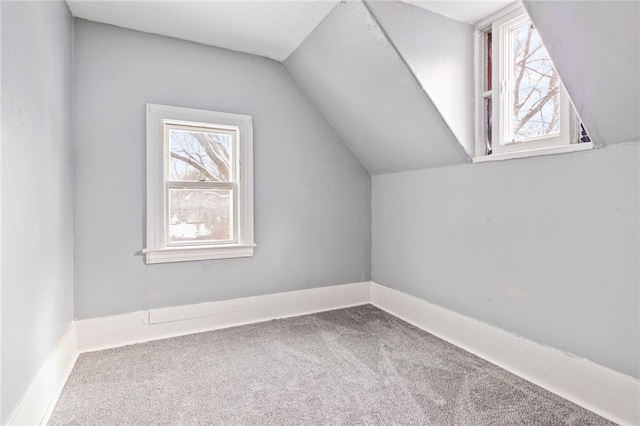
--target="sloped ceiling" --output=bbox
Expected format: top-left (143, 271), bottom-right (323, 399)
top-left (66, 0), bottom-right (640, 173)
top-left (66, 1), bottom-right (340, 61)
top-left (66, 0), bottom-right (510, 59)
top-left (367, 1), bottom-right (475, 156)
top-left (524, 1), bottom-right (639, 146)
top-left (284, 1), bottom-right (470, 175)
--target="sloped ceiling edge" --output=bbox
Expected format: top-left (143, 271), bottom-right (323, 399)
top-left (284, 0), bottom-right (470, 175)
top-left (366, 0), bottom-right (476, 156)
top-left (524, 1), bottom-right (640, 147)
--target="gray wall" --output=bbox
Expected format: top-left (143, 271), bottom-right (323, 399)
top-left (73, 20), bottom-right (371, 319)
top-left (284, 1), bottom-right (469, 175)
top-left (524, 1), bottom-right (639, 147)
top-left (1, 1), bottom-right (74, 423)
top-left (366, 1), bottom-right (475, 156)
top-left (372, 143), bottom-right (640, 378)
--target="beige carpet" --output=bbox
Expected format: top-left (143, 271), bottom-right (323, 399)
top-left (49, 305), bottom-right (614, 425)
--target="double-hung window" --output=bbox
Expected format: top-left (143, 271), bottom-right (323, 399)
top-left (475, 6), bottom-right (592, 161)
top-left (144, 104), bottom-right (255, 264)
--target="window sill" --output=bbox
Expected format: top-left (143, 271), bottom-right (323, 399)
top-left (142, 244), bottom-right (256, 264)
top-left (473, 142), bottom-right (593, 163)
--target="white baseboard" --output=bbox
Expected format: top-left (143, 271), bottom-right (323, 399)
top-left (14, 281), bottom-right (637, 426)
top-left (77, 281), bottom-right (370, 353)
top-left (370, 281), bottom-right (640, 425)
top-left (8, 323), bottom-right (79, 426)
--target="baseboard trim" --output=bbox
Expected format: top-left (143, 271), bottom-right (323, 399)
top-left (370, 281), bottom-right (640, 425)
top-left (8, 323), bottom-right (79, 426)
top-left (76, 281), bottom-right (370, 353)
top-left (15, 281), bottom-right (637, 425)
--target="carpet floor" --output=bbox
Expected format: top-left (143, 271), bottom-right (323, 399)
top-left (49, 305), bottom-right (614, 425)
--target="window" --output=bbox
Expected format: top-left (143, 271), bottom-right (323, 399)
top-left (475, 6), bottom-right (592, 161)
top-left (143, 104), bottom-right (255, 264)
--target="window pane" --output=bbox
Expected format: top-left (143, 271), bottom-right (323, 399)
top-left (510, 21), bottom-right (560, 142)
top-left (169, 128), bottom-right (233, 182)
top-left (169, 188), bottom-right (232, 243)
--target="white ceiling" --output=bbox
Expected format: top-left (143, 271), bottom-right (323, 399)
top-left (67, 1), bottom-right (514, 62)
top-left (66, 1), bottom-right (340, 61)
top-left (403, 1), bottom-right (513, 24)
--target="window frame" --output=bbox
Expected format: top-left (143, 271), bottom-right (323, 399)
top-left (143, 104), bottom-right (255, 264)
top-left (474, 5), bottom-right (593, 162)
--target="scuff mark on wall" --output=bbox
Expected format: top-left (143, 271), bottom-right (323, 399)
top-left (506, 287), bottom-right (528, 299)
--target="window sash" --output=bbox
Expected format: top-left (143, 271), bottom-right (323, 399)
top-left (164, 122), bottom-right (237, 184)
top-left (476, 6), bottom-right (577, 157)
top-left (162, 121), bottom-right (240, 247)
top-left (165, 181), bottom-right (237, 247)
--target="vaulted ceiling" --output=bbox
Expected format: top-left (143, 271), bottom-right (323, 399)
top-left (284, 1), bottom-right (471, 174)
top-left (66, 0), bottom-right (640, 174)
top-left (66, 1), bottom-right (510, 60)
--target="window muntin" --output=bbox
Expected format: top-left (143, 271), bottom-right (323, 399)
top-left (476, 6), bottom-right (587, 158)
top-left (144, 104), bottom-right (255, 264)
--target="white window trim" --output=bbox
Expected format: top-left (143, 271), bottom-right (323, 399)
top-left (143, 104), bottom-right (255, 264)
top-left (474, 4), bottom-right (591, 161)
top-left (473, 141), bottom-right (593, 163)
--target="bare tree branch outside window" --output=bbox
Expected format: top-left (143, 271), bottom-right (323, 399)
top-left (510, 22), bottom-right (560, 142)
top-left (168, 129), bottom-right (234, 242)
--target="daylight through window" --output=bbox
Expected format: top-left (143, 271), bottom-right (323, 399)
top-left (476, 6), bottom-right (591, 159)
top-left (167, 124), bottom-right (235, 244)
top-left (144, 104), bottom-right (255, 264)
